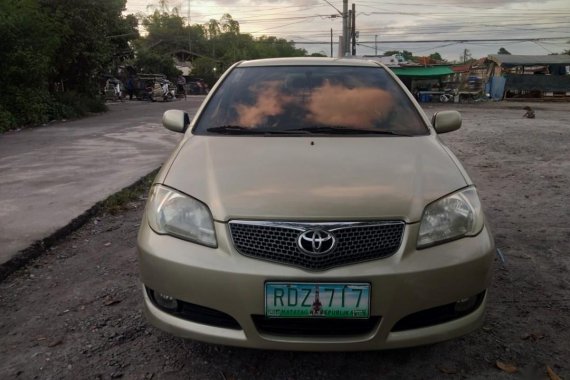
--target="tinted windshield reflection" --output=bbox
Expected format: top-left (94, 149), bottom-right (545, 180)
top-left (194, 66), bottom-right (429, 135)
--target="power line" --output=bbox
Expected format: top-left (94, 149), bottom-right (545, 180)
top-left (292, 36), bottom-right (570, 44)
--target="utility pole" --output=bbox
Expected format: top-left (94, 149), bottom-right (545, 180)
top-left (347, 9), bottom-right (352, 55)
top-left (330, 28), bottom-right (333, 57)
top-left (343, 0), bottom-right (348, 56)
top-left (188, 0), bottom-right (192, 54)
top-left (322, 1), bottom-right (344, 57)
top-left (351, 3), bottom-right (356, 56)
top-left (375, 35), bottom-right (378, 56)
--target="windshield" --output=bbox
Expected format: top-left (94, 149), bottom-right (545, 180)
top-left (193, 65), bottom-right (429, 136)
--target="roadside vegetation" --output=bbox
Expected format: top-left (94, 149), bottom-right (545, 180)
top-left (0, 0), bottom-right (138, 132)
top-left (102, 169), bottom-right (158, 215)
top-left (0, 0), bottom-right (309, 133)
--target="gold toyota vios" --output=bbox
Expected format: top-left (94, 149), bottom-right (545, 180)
top-left (137, 57), bottom-right (494, 351)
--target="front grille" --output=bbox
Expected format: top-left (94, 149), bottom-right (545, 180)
top-left (252, 315), bottom-right (381, 337)
top-left (229, 221), bottom-right (405, 270)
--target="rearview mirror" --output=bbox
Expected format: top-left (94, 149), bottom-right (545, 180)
top-left (162, 110), bottom-right (190, 133)
top-left (432, 111), bottom-right (462, 134)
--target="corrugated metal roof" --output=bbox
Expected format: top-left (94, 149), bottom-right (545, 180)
top-left (452, 64), bottom-right (471, 73)
top-left (390, 66), bottom-right (454, 77)
top-left (488, 54), bottom-right (570, 66)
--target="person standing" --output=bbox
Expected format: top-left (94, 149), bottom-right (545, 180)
top-left (126, 77), bottom-right (135, 100)
top-left (177, 75), bottom-right (187, 99)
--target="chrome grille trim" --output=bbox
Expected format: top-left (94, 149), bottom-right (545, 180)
top-left (228, 220), bottom-right (405, 271)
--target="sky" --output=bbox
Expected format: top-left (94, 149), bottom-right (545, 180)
top-left (125, 0), bottom-right (570, 61)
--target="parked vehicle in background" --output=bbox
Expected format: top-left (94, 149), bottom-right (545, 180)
top-left (138, 57), bottom-right (495, 351)
top-left (102, 77), bottom-right (124, 102)
top-left (185, 78), bottom-right (209, 95)
top-left (132, 74), bottom-right (167, 101)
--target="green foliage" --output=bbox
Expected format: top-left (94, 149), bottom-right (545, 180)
top-left (49, 92), bottom-right (108, 120)
top-left (429, 52), bottom-right (443, 61)
top-left (102, 169), bottom-right (158, 215)
top-left (0, 0), bottom-right (58, 130)
top-left (191, 57), bottom-right (219, 84)
top-left (254, 36), bottom-right (307, 59)
top-left (498, 47), bottom-right (511, 55)
top-left (41, 0), bottom-right (138, 93)
top-left (0, 0), bottom-right (136, 132)
top-left (134, 10), bottom-right (308, 85)
top-left (133, 49), bottom-right (181, 78)
top-left (0, 106), bottom-right (18, 133)
top-left (0, 1), bottom-right (317, 132)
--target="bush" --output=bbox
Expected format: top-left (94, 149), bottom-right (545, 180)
top-left (2, 88), bottom-right (52, 127)
top-left (0, 90), bottom-right (107, 133)
top-left (48, 92), bottom-right (108, 121)
top-left (0, 106), bottom-right (17, 133)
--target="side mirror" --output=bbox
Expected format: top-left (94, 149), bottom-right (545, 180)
top-left (162, 110), bottom-right (190, 133)
top-left (432, 110), bottom-right (462, 134)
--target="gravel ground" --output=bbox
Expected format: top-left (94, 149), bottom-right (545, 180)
top-left (0, 102), bottom-right (568, 380)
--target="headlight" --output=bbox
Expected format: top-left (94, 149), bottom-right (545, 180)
top-left (146, 184), bottom-right (217, 247)
top-left (417, 186), bottom-right (484, 248)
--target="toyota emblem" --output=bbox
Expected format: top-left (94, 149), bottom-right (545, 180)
top-left (297, 229), bottom-right (336, 255)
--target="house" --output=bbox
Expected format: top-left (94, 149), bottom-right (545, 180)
top-left (450, 58), bottom-right (488, 95)
top-left (486, 54), bottom-right (570, 100)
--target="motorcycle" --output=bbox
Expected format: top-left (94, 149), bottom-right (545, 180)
top-left (147, 80), bottom-right (175, 102)
top-left (439, 89), bottom-right (456, 103)
top-left (102, 78), bottom-right (124, 102)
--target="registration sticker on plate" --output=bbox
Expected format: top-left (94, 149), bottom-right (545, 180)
top-left (265, 282), bottom-right (370, 318)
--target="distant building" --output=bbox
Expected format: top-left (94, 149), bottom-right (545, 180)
top-left (486, 54), bottom-right (570, 100)
top-left (357, 55), bottom-right (403, 67)
top-left (389, 66), bottom-right (455, 102)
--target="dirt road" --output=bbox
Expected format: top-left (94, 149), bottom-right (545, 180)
top-left (0, 102), bottom-right (568, 379)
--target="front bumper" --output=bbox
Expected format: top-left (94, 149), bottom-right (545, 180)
top-left (137, 219), bottom-right (494, 351)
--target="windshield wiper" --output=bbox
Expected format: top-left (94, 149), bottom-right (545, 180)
top-left (287, 126), bottom-right (411, 136)
top-left (207, 126), bottom-right (261, 134)
top-left (206, 126), bottom-right (310, 135)
top-left (206, 125), bottom-right (410, 136)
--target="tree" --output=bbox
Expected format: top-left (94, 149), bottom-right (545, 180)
top-left (134, 11), bottom-right (310, 85)
top-left (206, 19), bottom-right (221, 39)
top-left (220, 14), bottom-right (240, 35)
top-left (461, 48), bottom-right (473, 63)
top-left (429, 52), bottom-right (443, 61)
top-left (498, 47), bottom-right (511, 55)
top-left (254, 36), bottom-right (307, 59)
top-left (1, 0), bottom-right (138, 131)
top-left (146, 0), bottom-right (178, 14)
top-left (38, 0), bottom-right (139, 93)
top-left (133, 49), bottom-right (181, 78)
top-left (191, 57), bottom-right (219, 84)
top-left (0, 0), bottom-right (60, 128)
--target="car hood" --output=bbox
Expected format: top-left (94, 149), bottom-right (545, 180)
top-left (163, 136), bottom-right (468, 223)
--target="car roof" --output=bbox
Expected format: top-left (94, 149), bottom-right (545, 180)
top-left (237, 57), bottom-right (386, 68)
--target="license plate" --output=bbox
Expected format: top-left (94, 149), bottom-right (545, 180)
top-left (265, 282), bottom-right (370, 318)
